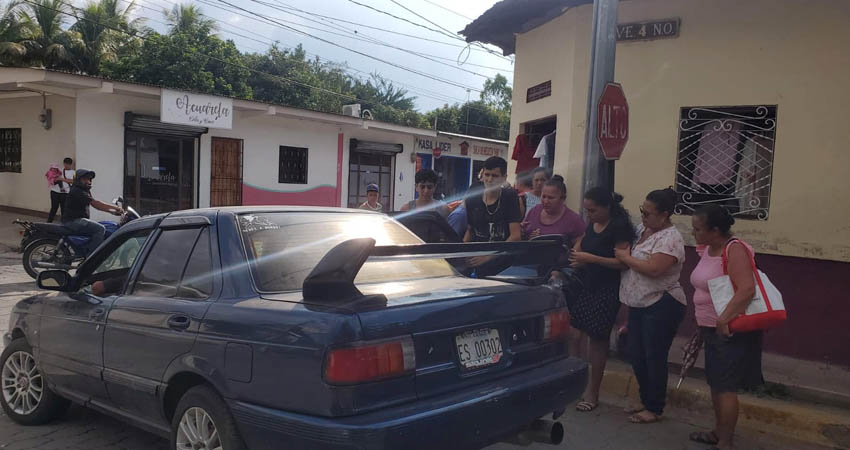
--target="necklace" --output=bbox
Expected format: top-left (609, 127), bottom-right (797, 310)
top-left (485, 194), bottom-right (501, 215)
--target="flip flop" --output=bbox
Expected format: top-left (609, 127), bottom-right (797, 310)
top-left (629, 411), bottom-right (661, 424)
top-left (689, 431), bottom-right (719, 445)
top-left (575, 400), bottom-right (598, 412)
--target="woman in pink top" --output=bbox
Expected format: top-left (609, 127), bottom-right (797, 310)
top-left (522, 175), bottom-right (585, 247)
top-left (615, 188), bottom-right (686, 424)
top-left (689, 205), bottom-right (763, 450)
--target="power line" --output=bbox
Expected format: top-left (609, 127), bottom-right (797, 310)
top-left (213, 0), bottom-right (484, 92)
top-left (135, 0), bottom-right (491, 107)
top-left (20, 0), bottom-right (509, 135)
top-left (239, 0), bottom-right (506, 82)
top-left (389, 0), bottom-right (459, 39)
top-left (419, 0), bottom-right (473, 21)
top-left (345, 0), bottom-right (507, 60)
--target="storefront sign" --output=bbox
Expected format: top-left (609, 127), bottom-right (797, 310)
top-left (471, 143), bottom-right (506, 158)
top-left (617, 18), bottom-right (680, 42)
top-left (416, 136), bottom-right (452, 155)
top-left (161, 89), bottom-right (233, 129)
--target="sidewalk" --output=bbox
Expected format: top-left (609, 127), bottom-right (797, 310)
top-left (601, 358), bottom-right (850, 449)
top-left (0, 209), bottom-right (41, 253)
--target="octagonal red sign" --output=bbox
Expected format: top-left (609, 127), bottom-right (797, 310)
top-left (597, 83), bottom-right (629, 160)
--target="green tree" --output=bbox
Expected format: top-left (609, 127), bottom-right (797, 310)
top-left (19, 0), bottom-right (83, 70)
top-left (425, 99), bottom-right (509, 141)
top-left (480, 73), bottom-right (512, 113)
top-left (72, 0), bottom-right (144, 74)
top-left (163, 3), bottom-right (215, 34)
top-left (0, 1), bottom-right (34, 65)
top-left (103, 5), bottom-right (250, 98)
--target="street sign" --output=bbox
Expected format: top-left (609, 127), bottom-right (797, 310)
top-left (596, 82), bottom-right (629, 160)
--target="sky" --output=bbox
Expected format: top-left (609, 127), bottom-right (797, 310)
top-left (124, 0), bottom-right (513, 112)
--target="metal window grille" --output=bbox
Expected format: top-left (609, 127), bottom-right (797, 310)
top-left (0, 128), bottom-right (22, 173)
top-left (278, 146), bottom-right (308, 184)
top-left (674, 106), bottom-right (777, 221)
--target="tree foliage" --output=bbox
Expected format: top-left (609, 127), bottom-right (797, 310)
top-left (0, 1), bottom-right (509, 138)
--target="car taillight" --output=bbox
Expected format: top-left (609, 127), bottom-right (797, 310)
top-left (325, 336), bottom-right (415, 385)
top-left (542, 309), bottom-right (571, 341)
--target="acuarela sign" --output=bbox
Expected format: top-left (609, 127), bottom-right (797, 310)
top-left (161, 89), bottom-right (233, 129)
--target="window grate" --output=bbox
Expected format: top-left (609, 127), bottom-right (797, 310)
top-left (0, 128), bottom-right (22, 173)
top-left (674, 106), bottom-right (777, 221)
top-left (278, 146), bottom-right (308, 184)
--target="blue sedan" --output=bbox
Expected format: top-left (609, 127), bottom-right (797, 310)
top-left (2, 208), bottom-right (587, 450)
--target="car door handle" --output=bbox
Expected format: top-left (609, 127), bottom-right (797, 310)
top-left (167, 314), bottom-right (191, 331)
top-left (89, 308), bottom-right (106, 320)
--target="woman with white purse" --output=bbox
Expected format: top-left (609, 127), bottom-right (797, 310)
top-left (688, 205), bottom-right (764, 450)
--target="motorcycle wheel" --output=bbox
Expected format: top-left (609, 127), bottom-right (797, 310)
top-left (22, 238), bottom-right (69, 280)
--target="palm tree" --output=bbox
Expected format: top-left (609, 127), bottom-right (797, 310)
top-left (0, 1), bottom-right (34, 65)
top-left (163, 4), bottom-right (215, 34)
top-left (72, 0), bottom-right (144, 74)
top-left (19, 0), bottom-right (84, 70)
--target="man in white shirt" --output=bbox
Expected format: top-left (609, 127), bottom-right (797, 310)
top-left (47, 157), bottom-right (75, 223)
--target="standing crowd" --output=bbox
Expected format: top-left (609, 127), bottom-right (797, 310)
top-left (382, 156), bottom-right (763, 450)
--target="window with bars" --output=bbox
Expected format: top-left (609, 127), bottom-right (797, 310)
top-left (278, 146), bottom-right (308, 184)
top-left (674, 105), bottom-right (777, 221)
top-left (0, 128), bottom-right (22, 173)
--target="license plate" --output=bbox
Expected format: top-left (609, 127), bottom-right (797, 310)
top-left (455, 328), bottom-right (503, 369)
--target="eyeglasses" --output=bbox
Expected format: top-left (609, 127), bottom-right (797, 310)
top-left (639, 206), bottom-right (653, 218)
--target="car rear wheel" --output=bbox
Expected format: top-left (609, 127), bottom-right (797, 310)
top-left (171, 385), bottom-right (246, 450)
top-left (0, 338), bottom-right (70, 425)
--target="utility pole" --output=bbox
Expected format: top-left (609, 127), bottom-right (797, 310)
top-left (581, 0), bottom-right (619, 194)
top-left (465, 89), bottom-right (471, 134)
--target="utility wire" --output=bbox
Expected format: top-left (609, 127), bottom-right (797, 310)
top-left (23, 0), bottom-right (509, 135)
top-left (419, 0), bottom-right (473, 21)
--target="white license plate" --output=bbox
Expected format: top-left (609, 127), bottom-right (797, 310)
top-left (455, 328), bottom-right (503, 369)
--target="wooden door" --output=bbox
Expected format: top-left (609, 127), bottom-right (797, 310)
top-left (210, 137), bottom-right (243, 207)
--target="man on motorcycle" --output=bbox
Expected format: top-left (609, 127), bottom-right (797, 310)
top-left (61, 169), bottom-right (123, 256)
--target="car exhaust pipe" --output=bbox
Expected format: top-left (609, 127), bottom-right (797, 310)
top-left (33, 262), bottom-right (71, 270)
top-left (502, 419), bottom-right (564, 446)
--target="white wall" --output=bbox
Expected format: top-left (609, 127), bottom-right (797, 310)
top-left (75, 92), bottom-right (160, 221)
top-left (0, 95), bottom-right (76, 213)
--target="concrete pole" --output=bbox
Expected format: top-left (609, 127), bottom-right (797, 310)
top-left (581, 0), bottom-right (619, 195)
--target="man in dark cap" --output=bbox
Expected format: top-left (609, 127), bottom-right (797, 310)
top-left (62, 169), bottom-right (123, 256)
top-left (358, 183), bottom-right (383, 213)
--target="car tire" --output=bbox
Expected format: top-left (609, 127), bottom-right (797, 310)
top-left (171, 385), bottom-right (247, 450)
top-left (0, 338), bottom-right (70, 425)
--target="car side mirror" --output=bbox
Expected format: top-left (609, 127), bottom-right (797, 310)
top-left (37, 270), bottom-right (73, 291)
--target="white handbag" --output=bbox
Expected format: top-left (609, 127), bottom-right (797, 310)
top-left (708, 239), bottom-right (786, 332)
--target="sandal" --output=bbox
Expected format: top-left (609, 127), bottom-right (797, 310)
top-left (689, 431), bottom-right (719, 445)
top-left (575, 400), bottom-right (598, 412)
top-left (629, 410), bottom-right (661, 424)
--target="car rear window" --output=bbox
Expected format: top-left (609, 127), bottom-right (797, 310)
top-left (238, 212), bottom-right (455, 293)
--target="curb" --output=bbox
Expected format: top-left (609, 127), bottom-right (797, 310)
top-left (600, 360), bottom-right (850, 449)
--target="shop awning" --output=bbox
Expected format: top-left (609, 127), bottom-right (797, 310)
top-left (124, 112), bottom-right (208, 138)
top-left (350, 139), bottom-right (403, 155)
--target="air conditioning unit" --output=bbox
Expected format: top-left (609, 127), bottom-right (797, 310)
top-left (343, 103), bottom-right (361, 118)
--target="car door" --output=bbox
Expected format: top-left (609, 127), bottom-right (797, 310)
top-left (37, 229), bottom-right (152, 403)
top-left (103, 221), bottom-right (216, 422)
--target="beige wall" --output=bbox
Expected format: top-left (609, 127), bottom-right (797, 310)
top-left (0, 95), bottom-right (76, 213)
top-left (509, 0), bottom-right (850, 262)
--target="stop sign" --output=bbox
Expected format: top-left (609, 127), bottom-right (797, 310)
top-left (597, 82), bottom-right (629, 160)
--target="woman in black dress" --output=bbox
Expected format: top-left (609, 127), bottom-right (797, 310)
top-left (569, 187), bottom-right (635, 412)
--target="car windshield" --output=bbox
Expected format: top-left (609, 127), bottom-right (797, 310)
top-left (238, 212), bottom-right (455, 293)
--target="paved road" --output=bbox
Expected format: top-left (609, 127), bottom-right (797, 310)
top-left (0, 255), bottom-right (828, 450)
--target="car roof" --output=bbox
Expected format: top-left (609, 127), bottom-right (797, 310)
top-left (162, 206), bottom-right (381, 220)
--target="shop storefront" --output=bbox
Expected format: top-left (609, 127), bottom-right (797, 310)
top-left (414, 133), bottom-right (509, 201)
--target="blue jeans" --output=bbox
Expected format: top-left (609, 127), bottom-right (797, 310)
top-left (63, 218), bottom-right (105, 256)
top-left (627, 292), bottom-right (686, 416)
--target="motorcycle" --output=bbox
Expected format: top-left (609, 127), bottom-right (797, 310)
top-left (17, 197), bottom-right (141, 279)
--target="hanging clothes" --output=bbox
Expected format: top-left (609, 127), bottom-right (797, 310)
top-left (533, 131), bottom-right (555, 159)
top-left (511, 134), bottom-right (539, 174)
top-left (693, 122), bottom-right (741, 186)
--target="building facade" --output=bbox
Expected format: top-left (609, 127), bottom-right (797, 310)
top-left (463, 0), bottom-right (850, 367)
top-left (0, 68), bottom-right (506, 221)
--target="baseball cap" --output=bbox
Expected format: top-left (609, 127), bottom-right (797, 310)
top-left (366, 183), bottom-right (379, 192)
